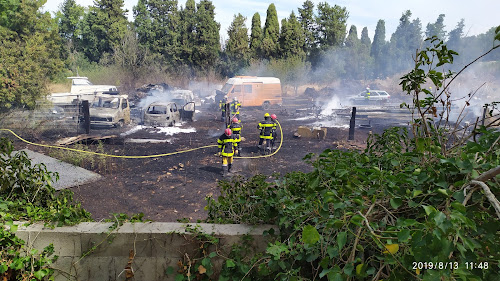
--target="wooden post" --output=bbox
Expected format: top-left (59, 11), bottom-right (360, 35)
top-left (348, 107), bottom-right (356, 141)
top-left (225, 103), bottom-right (231, 127)
top-left (82, 100), bottom-right (90, 134)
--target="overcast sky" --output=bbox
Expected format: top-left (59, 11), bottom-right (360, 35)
top-left (43, 0), bottom-right (499, 42)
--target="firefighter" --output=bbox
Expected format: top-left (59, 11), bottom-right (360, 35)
top-left (219, 97), bottom-right (227, 121)
top-left (365, 87), bottom-right (371, 100)
top-left (270, 114), bottom-right (278, 150)
top-left (257, 113), bottom-right (275, 154)
top-left (217, 128), bottom-right (238, 177)
top-left (230, 97), bottom-right (241, 120)
top-left (228, 117), bottom-right (242, 156)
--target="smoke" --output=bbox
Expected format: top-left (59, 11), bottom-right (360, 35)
top-left (137, 87), bottom-right (176, 109)
top-left (319, 95), bottom-right (346, 116)
top-left (188, 80), bottom-right (223, 98)
top-left (207, 129), bottom-right (222, 138)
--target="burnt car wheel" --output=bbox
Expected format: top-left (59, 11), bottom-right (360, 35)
top-left (262, 101), bottom-right (271, 110)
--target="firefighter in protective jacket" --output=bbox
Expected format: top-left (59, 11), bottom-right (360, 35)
top-left (230, 97), bottom-right (241, 120)
top-left (258, 113), bottom-right (276, 154)
top-left (219, 97), bottom-right (227, 121)
top-left (228, 117), bottom-right (242, 156)
top-left (217, 128), bottom-right (238, 176)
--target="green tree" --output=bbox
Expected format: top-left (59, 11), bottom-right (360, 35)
top-left (192, 0), bottom-right (220, 70)
top-left (80, 0), bottom-right (129, 62)
top-left (345, 25), bottom-right (360, 48)
top-left (371, 19), bottom-right (387, 78)
top-left (55, 0), bottom-right (84, 50)
top-left (112, 29), bottom-right (153, 93)
top-left (133, 0), bottom-right (181, 67)
top-left (0, 0), bottom-right (64, 111)
top-left (387, 10), bottom-right (423, 75)
top-left (425, 13), bottom-right (446, 40)
top-left (249, 12), bottom-right (262, 59)
top-left (133, 0), bottom-right (153, 48)
top-left (360, 26), bottom-right (371, 47)
top-left (261, 3), bottom-right (280, 59)
top-left (279, 12), bottom-right (305, 60)
top-left (224, 13), bottom-right (249, 75)
top-left (178, 0), bottom-right (197, 68)
top-left (447, 19), bottom-right (465, 49)
top-left (298, 0), bottom-right (316, 58)
top-left (315, 2), bottom-right (348, 49)
top-left (343, 25), bottom-right (372, 80)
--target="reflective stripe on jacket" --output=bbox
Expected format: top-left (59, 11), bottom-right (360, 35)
top-left (228, 123), bottom-right (242, 142)
top-left (217, 134), bottom-right (237, 156)
top-left (230, 101), bottom-right (241, 114)
top-left (258, 119), bottom-right (275, 139)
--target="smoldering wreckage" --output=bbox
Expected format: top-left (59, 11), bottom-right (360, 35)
top-left (2, 76), bottom-right (498, 221)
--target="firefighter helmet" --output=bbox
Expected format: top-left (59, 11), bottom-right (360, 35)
top-left (271, 114), bottom-right (277, 120)
top-left (232, 118), bottom-right (239, 123)
top-left (233, 97), bottom-right (238, 102)
top-left (224, 128), bottom-right (232, 136)
top-left (264, 113), bottom-right (270, 117)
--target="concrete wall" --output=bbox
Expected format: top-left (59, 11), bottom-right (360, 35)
top-left (14, 222), bottom-right (277, 281)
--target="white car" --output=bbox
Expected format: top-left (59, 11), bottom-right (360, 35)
top-left (351, 90), bottom-right (391, 103)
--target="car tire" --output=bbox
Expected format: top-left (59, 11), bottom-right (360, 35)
top-left (116, 120), bottom-right (124, 128)
top-left (262, 101), bottom-right (271, 110)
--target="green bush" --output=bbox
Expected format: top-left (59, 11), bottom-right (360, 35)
top-left (203, 34), bottom-right (500, 280)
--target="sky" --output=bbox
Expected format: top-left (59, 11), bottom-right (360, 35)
top-left (43, 0), bottom-right (499, 42)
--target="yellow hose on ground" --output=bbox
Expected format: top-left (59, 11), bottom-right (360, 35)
top-left (0, 120), bottom-right (283, 159)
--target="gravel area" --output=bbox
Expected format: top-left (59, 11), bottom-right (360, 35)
top-left (20, 149), bottom-right (101, 190)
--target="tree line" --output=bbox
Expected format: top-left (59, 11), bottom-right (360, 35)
top-left (0, 0), bottom-right (498, 111)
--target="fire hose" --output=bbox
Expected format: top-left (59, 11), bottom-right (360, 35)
top-left (0, 121), bottom-right (282, 159)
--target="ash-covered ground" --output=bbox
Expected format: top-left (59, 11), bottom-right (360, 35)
top-left (25, 104), bottom-right (393, 222)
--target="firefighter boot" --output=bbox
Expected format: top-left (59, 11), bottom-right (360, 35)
top-left (228, 164), bottom-right (233, 174)
top-left (222, 166), bottom-right (228, 177)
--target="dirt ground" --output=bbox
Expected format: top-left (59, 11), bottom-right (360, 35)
top-left (15, 104), bottom-right (384, 222)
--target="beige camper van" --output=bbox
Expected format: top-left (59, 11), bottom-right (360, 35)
top-left (220, 76), bottom-right (282, 109)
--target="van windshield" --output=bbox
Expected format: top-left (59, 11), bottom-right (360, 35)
top-left (92, 97), bottom-right (119, 109)
top-left (221, 83), bottom-right (233, 93)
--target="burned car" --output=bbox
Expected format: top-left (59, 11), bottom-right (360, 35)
top-left (143, 101), bottom-right (195, 127)
top-left (89, 92), bottom-right (131, 127)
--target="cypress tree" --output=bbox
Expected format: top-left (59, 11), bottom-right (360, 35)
top-left (279, 11), bottom-right (306, 60)
top-left (57, 0), bottom-right (84, 50)
top-left (298, 0), bottom-right (316, 57)
top-left (371, 19), bottom-right (387, 78)
top-left (249, 12), bottom-right (262, 59)
top-left (133, 0), bottom-right (181, 66)
top-left (179, 0), bottom-right (197, 65)
top-left (81, 0), bottom-right (129, 62)
top-left (425, 14), bottom-right (446, 40)
top-left (387, 10), bottom-right (423, 75)
top-left (345, 25), bottom-right (360, 48)
top-left (225, 13), bottom-right (249, 74)
top-left (261, 3), bottom-right (279, 59)
top-left (192, 0), bottom-right (220, 70)
top-left (361, 27), bottom-right (371, 47)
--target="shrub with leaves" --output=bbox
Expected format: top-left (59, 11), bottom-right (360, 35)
top-left (205, 31), bottom-right (500, 280)
top-left (0, 137), bottom-right (92, 280)
top-left (0, 137), bottom-right (92, 225)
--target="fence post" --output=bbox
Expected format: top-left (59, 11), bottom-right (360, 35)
top-left (82, 100), bottom-right (90, 134)
top-left (348, 107), bottom-right (356, 141)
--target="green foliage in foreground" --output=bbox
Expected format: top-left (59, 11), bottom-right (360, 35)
top-left (205, 127), bottom-right (500, 280)
top-left (0, 137), bottom-right (92, 280)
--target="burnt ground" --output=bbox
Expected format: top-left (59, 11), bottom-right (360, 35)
top-left (16, 105), bottom-right (389, 222)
